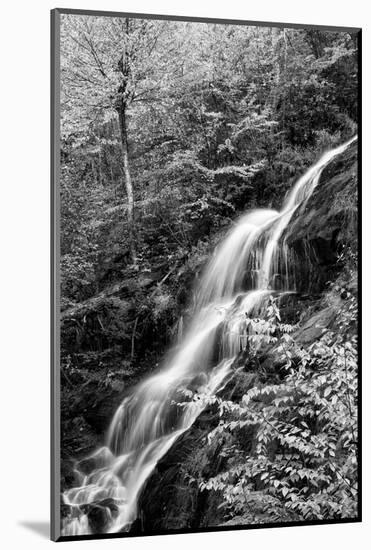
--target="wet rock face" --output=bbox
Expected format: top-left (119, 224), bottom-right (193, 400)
top-left (82, 498), bottom-right (119, 533)
top-left (286, 142), bottom-right (357, 294)
top-left (137, 367), bottom-right (259, 533)
top-left (62, 498), bottom-right (119, 534)
top-left (137, 424), bottom-right (224, 532)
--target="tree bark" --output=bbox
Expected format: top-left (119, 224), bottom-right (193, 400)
top-left (305, 30), bottom-right (326, 59)
top-left (118, 101), bottom-right (137, 266)
top-left (116, 18), bottom-right (137, 266)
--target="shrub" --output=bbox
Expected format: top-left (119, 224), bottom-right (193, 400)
top-left (197, 295), bottom-right (358, 522)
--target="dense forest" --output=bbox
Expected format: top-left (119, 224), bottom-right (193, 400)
top-left (59, 15), bottom-right (359, 536)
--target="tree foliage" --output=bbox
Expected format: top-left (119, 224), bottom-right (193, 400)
top-left (60, 18), bottom-right (358, 308)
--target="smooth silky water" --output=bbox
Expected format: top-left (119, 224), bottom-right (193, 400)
top-left (62, 136), bottom-right (357, 536)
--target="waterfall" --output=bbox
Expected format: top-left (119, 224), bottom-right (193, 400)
top-left (62, 136), bottom-right (357, 536)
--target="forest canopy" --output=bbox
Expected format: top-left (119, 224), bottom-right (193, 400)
top-left (60, 16), bottom-right (357, 308)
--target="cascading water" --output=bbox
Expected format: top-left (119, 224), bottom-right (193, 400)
top-left (62, 136), bottom-right (357, 536)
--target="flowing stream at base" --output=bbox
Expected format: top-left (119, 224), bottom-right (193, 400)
top-left (62, 136), bottom-right (357, 536)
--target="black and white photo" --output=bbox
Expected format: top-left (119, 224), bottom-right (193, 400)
top-left (51, 9), bottom-right (360, 541)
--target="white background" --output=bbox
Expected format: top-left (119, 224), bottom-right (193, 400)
top-left (0, 0), bottom-right (369, 548)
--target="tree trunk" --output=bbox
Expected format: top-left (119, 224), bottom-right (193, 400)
top-left (306, 30), bottom-right (326, 59)
top-left (118, 103), bottom-right (137, 266)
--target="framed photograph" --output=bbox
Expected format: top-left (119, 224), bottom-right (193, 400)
top-left (51, 8), bottom-right (361, 542)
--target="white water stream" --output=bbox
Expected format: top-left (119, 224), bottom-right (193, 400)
top-left (62, 136), bottom-right (356, 535)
